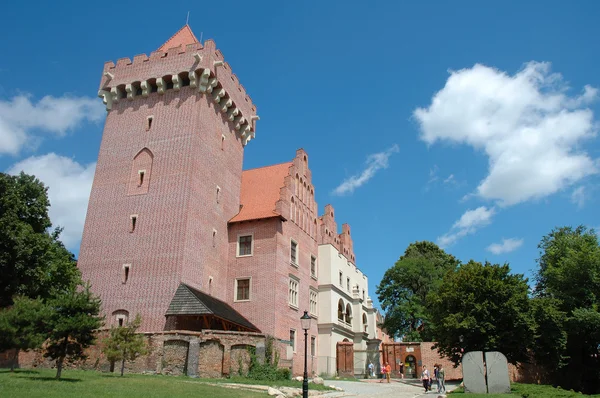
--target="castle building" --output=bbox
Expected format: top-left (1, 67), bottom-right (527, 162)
top-left (78, 25), bottom-right (385, 377)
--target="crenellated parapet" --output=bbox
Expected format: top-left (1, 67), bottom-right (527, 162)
top-left (97, 39), bottom-right (259, 145)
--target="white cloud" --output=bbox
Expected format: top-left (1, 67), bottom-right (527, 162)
top-left (8, 153), bottom-right (96, 250)
top-left (414, 61), bottom-right (598, 207)
top-left (438, 206), bottom-right (495, 247)
top-left (333, 144), bottom-right (399, 195)
top-left (486, 238), bottom-right (524, 255)
top-left (0, 94), bottom-right (104, 156)
top-left (570, 186), bottom-right (586, 208)
top-left (444, 174), bottom-right (456, 185)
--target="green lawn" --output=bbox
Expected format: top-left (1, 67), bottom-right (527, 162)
top-left (450, 383), bottom-right (600, 397)
top-left (0, 369), bottom-right (265, 398)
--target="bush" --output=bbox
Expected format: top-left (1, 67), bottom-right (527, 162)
top-left (246, 335), bottom-right (290, 382)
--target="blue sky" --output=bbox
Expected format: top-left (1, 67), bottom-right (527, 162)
top-left (1, 1), bottom-right (599, 308)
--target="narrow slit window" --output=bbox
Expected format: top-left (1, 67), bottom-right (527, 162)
top-left (221, 135), bottom-right (225, 151)
top-left (123, 264), bottom-right (130, 284)
top-left (146, 116), bottom-right (153, 131)
top-left (138, 170), bottom-right (145, 186)
top-left (216, 186), bottom-right (221, 204)
top-left (118, 318), bottom-right (124, 327)
top-left (130, 215), bottom-right (137, 232)
top-left (212, 229), bottom-right (217, 247)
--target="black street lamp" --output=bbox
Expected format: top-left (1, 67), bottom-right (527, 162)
top-left (300, 310), bottom-right (312, 398)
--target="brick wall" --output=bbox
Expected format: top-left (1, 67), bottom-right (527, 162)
top-left (4, 330), bottom-right (266, 378)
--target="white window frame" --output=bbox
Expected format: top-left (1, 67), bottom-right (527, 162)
top-left (290, 329), bottom-right (297, 353)
top-left (290, 238), bottom-right (299, 267)
top-left (234, 277), bottom-right (252, 302)
top-left (289, 276), bottom-right (299, 309)
top-left (310, 335), bottom-right (316, 357)
top-left (309, 288), bottom-right (318, 317)
top-left (310, 255), bottom-right (317, 279)
top-left (237, 233), bottom-right (254, 257)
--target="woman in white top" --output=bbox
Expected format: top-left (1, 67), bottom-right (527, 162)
top-left (421, 365), bottom-right (430, 393)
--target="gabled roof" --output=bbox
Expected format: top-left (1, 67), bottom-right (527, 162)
top-left (229, 162), bottom-right (292, 223)
top-left (165, 283), bottom-right (259, 332)
top-left (158, 25), bottom-right (199, 52)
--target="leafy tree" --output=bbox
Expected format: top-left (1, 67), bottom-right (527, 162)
top-left (376, 241), bottom-right (459, 340)
top-left (102, 314), bottom-right (147, 376)
top-left (0, 296), bottom-right (51, 371)
top-left (428, 260), bottom-right (534, 366)
top-left (44, 283), bottom-right (104, 379)
top-left (0, 172), bottom-right (80, 307)
top-left (534, 226), bottom-right (600, 393)
top-left (529, 297), bottom-right (568, 379)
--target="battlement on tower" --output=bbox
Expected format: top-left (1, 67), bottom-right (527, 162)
top-left (97, 26), bottom-right (259, 145)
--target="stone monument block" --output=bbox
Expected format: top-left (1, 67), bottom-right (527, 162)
top-left (462, 351), bottom-right (487, 394)
top-left (485, 351), bottom-right (510, 394)
top-left (255, 342), bottom-right (266, 364)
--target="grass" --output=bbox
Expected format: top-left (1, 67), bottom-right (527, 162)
top-left (0, 368), bottom-right (265, 398)
top-left (200, 375), bottom-right (336, 390)
top-left (449, 382), bottom-right (600, 397)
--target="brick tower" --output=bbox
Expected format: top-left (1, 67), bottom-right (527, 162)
top-left (78, 25), bottom-right (259, 332)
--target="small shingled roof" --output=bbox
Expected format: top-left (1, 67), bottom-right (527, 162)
top-left (165, 283), bottom-right (259, 332)
top-left (158, 25), bottom-right (199, 52)
top-left (229, 162), bottom-right (292, 223)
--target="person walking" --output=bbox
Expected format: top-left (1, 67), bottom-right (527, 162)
top-left (434, 364), bottom-right (440, 392)
top-left (380, 362), bottom-right (387, 383)
top-left (438, 364), bottom-right (446, 393)
top-left (385, 362), bottom-right (391, 383)
top-left (421, 365), bottom-right (430, 393)
top-left (368, 361), bottom-right (374, 378)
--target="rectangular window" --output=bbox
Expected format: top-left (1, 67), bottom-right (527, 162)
top-left (122, 264), bottom-right (130, 284)
top-left (146, 116), bottom-right (153, 131)
top-left (290, 240), bottom-right (298, 265)
top-left (310, 289), bottom-right (318, 316)
top-left (235, 278), bottom-right (250, 301)
top-left (238, 235), bottom-right (253, 256)
top-left (289, 277), bottom-right (299, 308)
top-left (310, 336), bottom-right (316, 356)
top-left (310, 256), bottom-right (317, 278)
top-left (216, 186), bottom-right (221, 204)
top-left (362, 289), bottom-right (366, 301)
top-left (339, 271), bottom-right (343, 286)
top-left (130, 215), bottom-right (137, 233)
top-left (347, 277), bottom-right (350, 292)
top-left (138, 170), bottom-right (145, 186)
top-left (290, 329), bottom-right (296, 353)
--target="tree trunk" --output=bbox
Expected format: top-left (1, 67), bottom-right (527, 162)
top-left (56, 356), bottom-right (64, 379)
top-left (10, 349), bottom-right (18, 372)
top-left (55, 336), bottom-right (69, 379)
top-left (120, 356), bottom-right (126, 376)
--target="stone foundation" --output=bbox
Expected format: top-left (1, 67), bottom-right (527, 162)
top-left (1, 329), bottom-right (268, 378)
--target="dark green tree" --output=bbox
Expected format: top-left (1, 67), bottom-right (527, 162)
top-left (534, 226), bottom-right (600, 393)
top-left (102, 314), bottom-right (147, 376)
top-left (376, 241), bottom-right (459, 340)
top-left (428, 260), bottom-right (534, 366)
top-left (0, 172), bottom-right (80, 307)
top-left (0, 296), bottom-right (51, 371)
top-left (44, 283), bottom-right (103, 379)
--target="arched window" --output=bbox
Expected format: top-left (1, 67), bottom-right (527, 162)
top-left (129, 148), bottom-right (154, 195)
top-left (112, 309), bottom-right (129, 327)
top-left (363, 313), bottom-right (368, 333)
top-left (345, 304), bottom-right (352, 324)
top-left (337, 299), bottom-right (344, 321)
top-left (290, 197), bottom-right (295, 222)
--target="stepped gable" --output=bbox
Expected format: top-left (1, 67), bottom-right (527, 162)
top-left (158, 25), bottom-right (199, 52)
top-left (229, 162), bottom-right (292, 223)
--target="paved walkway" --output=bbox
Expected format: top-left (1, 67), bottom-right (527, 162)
top-left (319, 379), bottom-right (457, 398)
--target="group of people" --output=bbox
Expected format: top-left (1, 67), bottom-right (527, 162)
top-left (367, 360), bottom-right (446, 394)
top-left (421, 364), bottom-right (446, 393)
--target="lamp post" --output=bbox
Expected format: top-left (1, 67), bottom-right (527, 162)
top-left (300, 310), bottom-right (312, 398)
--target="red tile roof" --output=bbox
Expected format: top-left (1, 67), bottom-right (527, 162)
top-left (229, 162), bottom-right (292, 223)
top-left (158, 25), bottom-right (199, 52)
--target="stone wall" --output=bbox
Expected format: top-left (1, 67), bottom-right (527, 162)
top-left (2, 329), bottom-right (266, 378)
